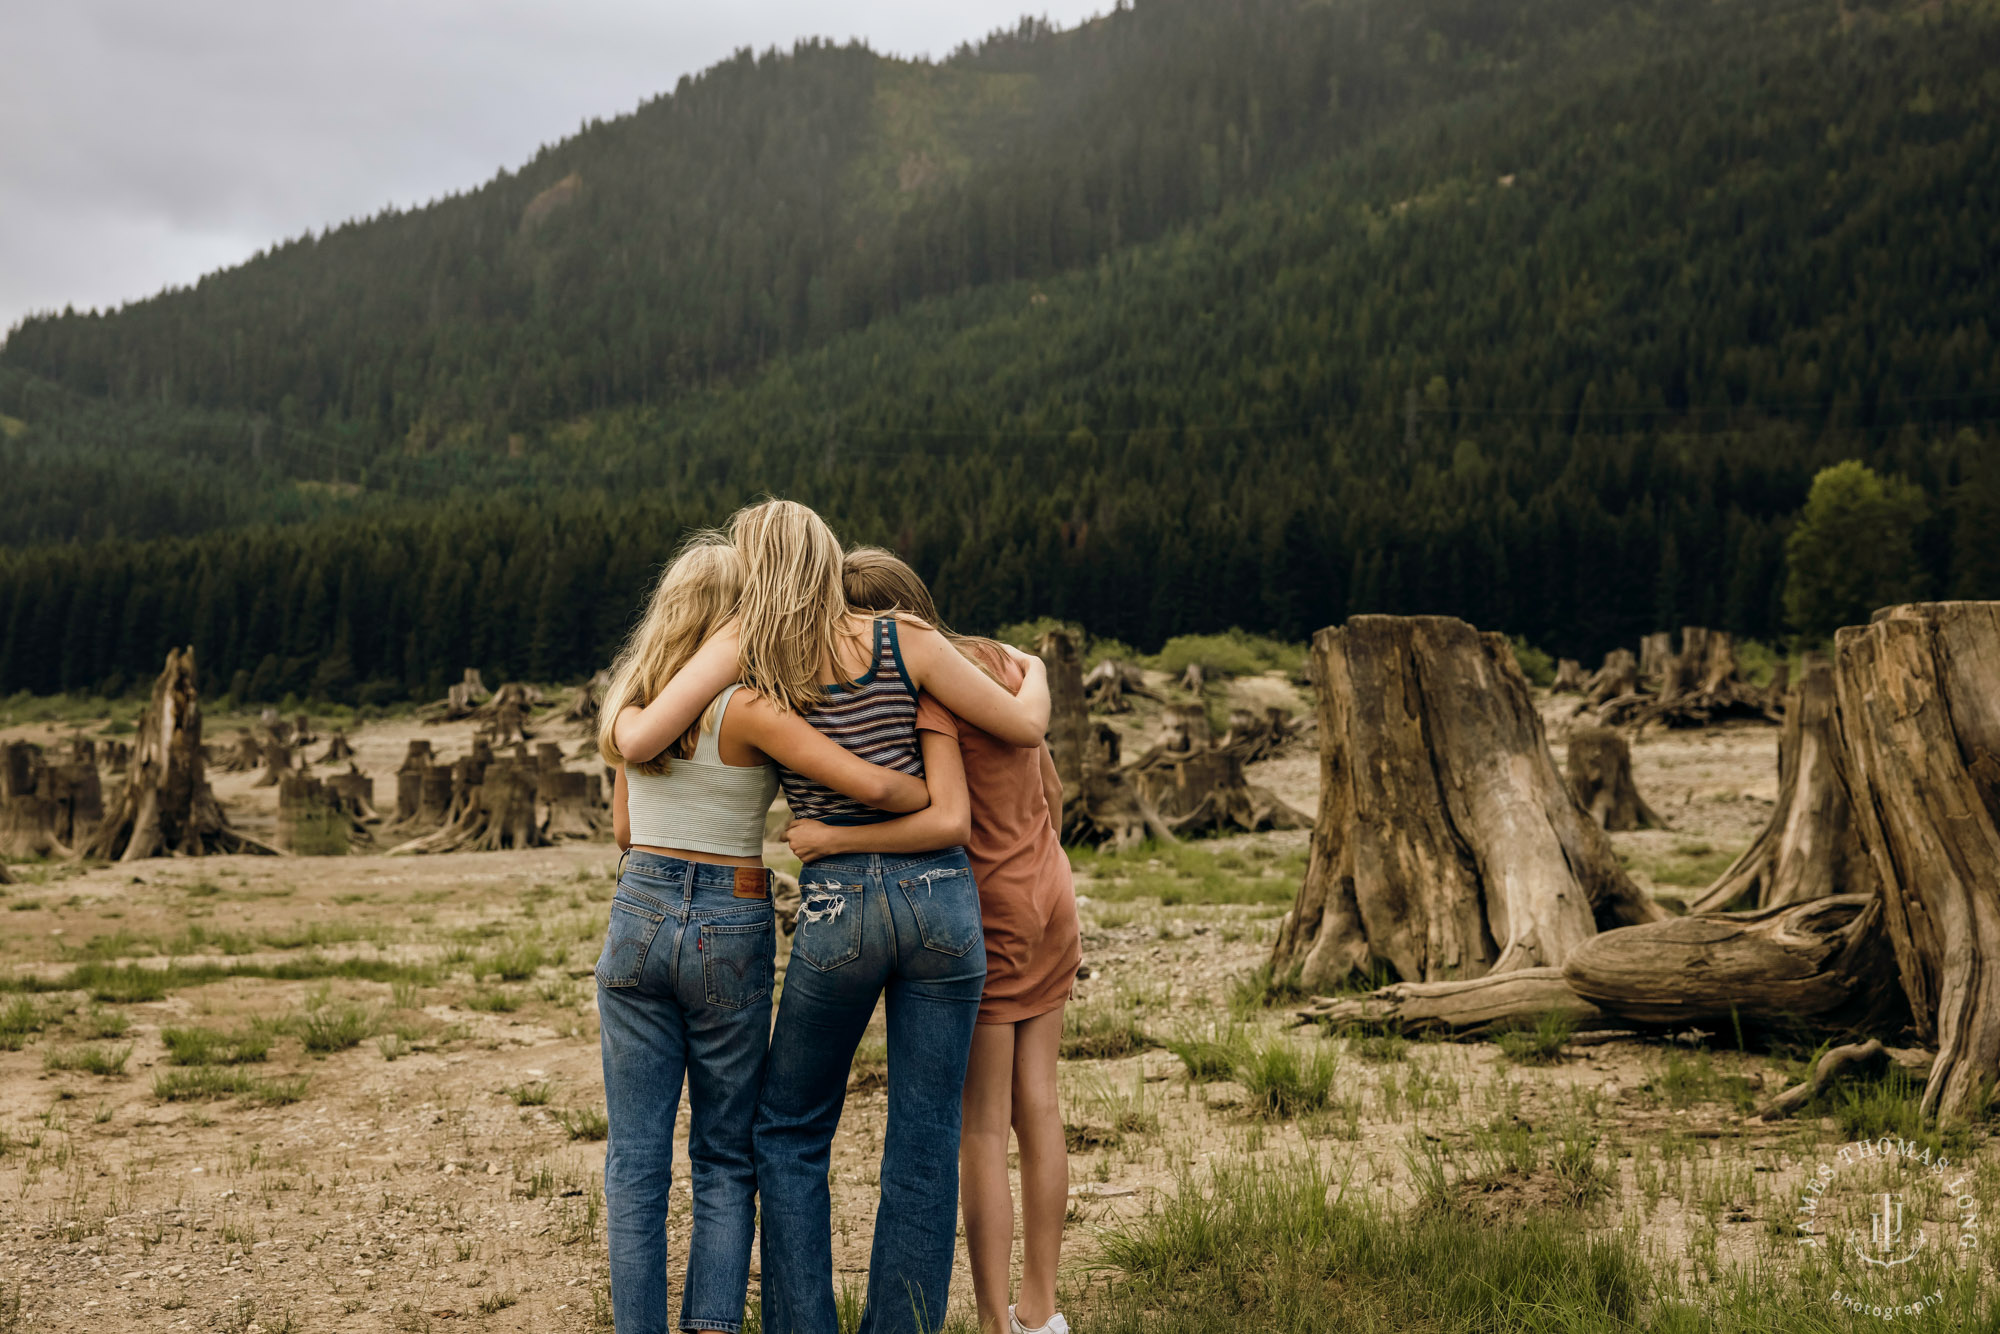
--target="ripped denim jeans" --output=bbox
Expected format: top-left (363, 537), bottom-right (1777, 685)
top-left (755, 848), bottom-right (984, 1334)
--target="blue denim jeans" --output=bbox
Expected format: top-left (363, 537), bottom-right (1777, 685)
top-left (754, 848), bottom-right (986, 1334)
top-left (598, 852), bottom-right (778, 1334)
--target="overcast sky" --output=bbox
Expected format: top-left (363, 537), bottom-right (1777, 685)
top-left (0, 1), bottom-right (1104, 337)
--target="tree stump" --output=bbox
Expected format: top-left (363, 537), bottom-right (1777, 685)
top-left (391, 741), bottom-right (435, 825)
top-left (1131, 747), bottom-right (1307, 837)
top-left (103, 741), bottom-right (131, 773)
top-left (220, 729), bottom-right (264, 773)
top-left (1036, 631), bottom-right (1090, 787)
top-left (1220, 707), bottom-right (1301, 763)
top-left (1177, 662), bottom-right (1208, 693)
top-left (253, 737), bottom-right (293, 788)
top-left (292, 714), bottom-right (318, 747)
top-left (327, 765), bottom-right (379, 822)
top-left (1082, 660), bottom-right (1159, 714)
top-left (1562, 895), bottom-right (1905, 1035)
top-left (1550, 658), bottom-right (1586, 693)
top-left (1603, 627), bottom-right (1777, 728)
top-left (1833, 601), bottom-right (2000, 1121)
top-left (564, 669), bottom-right (609, 732)
top-left (2, 742), bottom-right (70, 859)
top-left (1269, 616), bottom-right (1664, 994)
top-left (1638, 632), bottom-right (1674, 686)
top-left (1565, 727), bottom-right (1663, 831)
top-left (1161, 702), bottom-right (1211, 754)
top-left (391, 760), bottom-right (545, 854)
top-left (1580, 648), bottom-right (1639, 711)
top-left (78, 648), bottom-right (277, 860)
top-left (540, 770), bottom-right (609, 841)
top-left (277, 773), bottom-right (358, 855)
top-left (1688, 658), bottom-right (1872, 913)
top-left (316, 731), bottom-right (354, 766)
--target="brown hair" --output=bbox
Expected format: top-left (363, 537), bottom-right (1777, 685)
top-left (840, 547), bottom-right (1006, 683)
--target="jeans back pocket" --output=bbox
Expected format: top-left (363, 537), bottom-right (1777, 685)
top-left (595, 897), bottom-right (667, 988)
top-left (701, 918), bottom-right (775, 1010)
top-left (897, 865), bottom-right (982, 958)
top-left (791, 878), bottom-right (863, 971)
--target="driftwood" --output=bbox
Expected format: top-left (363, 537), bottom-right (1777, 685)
top-left (1566, 727), bottom-right (1663, 831)
top-left (1834, 602), bottom-right (2000, 1121)
top-left (1131, 747), bottom-right (1308, 837)
top-left (1600, 628), bottom-right (1779, 729)
top-left (1550, 658), bottom-right (1586, 693)
top-left (1219, 707), bottom-right (1303, 763)
top-left (1295, 967), bottom-right (1607, 1037)
top-left (1562, 894), bottom-right (1905, 1034)
top-left (1270, 616), bottom-right (1664, 993)
top-left (1082, 660), bottom-right (1160, 714)
top-left (1689, 658), bottom-right (1872, 913)
top-left (1755, 1041), bottom-right (1935, 1121)
top-left (77, 648), bottom-right (277, 860)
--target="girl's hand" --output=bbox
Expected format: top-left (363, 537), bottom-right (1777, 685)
top-left (785, 818), bottom-right (842, 864)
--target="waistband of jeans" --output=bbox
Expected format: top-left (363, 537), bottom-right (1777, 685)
top-left (620, 850), bottom-right (770, 892)
top-left (802, 847), bottom-right (968, 879)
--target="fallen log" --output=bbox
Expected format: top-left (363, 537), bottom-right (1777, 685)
top-left (1560, 894), bottom-right (1905, 1034)
top-left (1295, 967), bottom-right (1606, 1037)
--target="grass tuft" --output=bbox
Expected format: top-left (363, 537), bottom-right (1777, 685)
top-left (162, 1026), bottom-right (270, 1066)
top-left (1235, 1035), bottom-right (1337, 1118)
top-left (44, 1042), bottom-right (132, 1076)
top-left (1494, 1010), bottom-right (1575, 1066)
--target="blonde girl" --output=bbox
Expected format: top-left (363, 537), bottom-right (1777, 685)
top-left (789, 548), bottom-right (1078, 1334)
top-left (594, 533), bottom-right (930, 1334)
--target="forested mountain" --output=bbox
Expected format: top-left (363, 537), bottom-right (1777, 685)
top-left (3, 0), bottom-right (1997, 702)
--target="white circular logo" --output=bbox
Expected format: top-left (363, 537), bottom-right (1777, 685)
top-left (1798, 1136), bottom-right (1981, 1319)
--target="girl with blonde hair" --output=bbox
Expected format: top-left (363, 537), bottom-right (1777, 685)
top-left (616, 500), bottom-right (1051, 1334)
top-left (791, 547), bottom-right (1079, 1334)
top-left (594, 532), bottom-right (931, 1334)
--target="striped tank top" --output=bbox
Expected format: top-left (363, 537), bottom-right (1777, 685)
top-left (779, 618), bottom-right (925, 826)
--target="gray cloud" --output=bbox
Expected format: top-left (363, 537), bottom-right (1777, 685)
top-left (0, 1), bottom-right (1102, 335)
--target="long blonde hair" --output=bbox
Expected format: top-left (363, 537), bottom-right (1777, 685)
top-left (840, 546), bottom-right (1005, 684)
top-left (597, 533), bottom-right (744, 773)
top-left (730, 499), bottom-right (852, 715)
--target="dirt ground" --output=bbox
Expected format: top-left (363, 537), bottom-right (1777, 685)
top-left (0, 682), bottom-right (1981, 1331)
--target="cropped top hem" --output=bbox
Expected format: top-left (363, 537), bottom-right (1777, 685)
top-left (624, 685), bottom-right (779, 858)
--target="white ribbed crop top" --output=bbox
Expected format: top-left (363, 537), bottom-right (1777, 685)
top-left (625, 685), bottom-right (779, 857)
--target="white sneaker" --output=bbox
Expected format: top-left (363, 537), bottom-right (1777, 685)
top-left (1009, 1307), bottom-right (1069, 1334)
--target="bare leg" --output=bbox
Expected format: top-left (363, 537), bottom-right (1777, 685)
top-left (960, 1022), bottom-right (1018, 1334)
top-left (1010, 1006), bottom-right (1067, 1330)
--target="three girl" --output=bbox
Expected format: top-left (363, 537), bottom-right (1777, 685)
top-left (598, 501), bottom-right (1071, 1334)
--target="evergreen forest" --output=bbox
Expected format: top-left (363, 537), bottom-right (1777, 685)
top-left (2, 0), bottom-right (1996, 702)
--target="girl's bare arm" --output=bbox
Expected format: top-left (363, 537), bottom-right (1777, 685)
top-left (897, 623), bottom-right (1049, 747)
top-left (612, 765), bottom-right (632, 852)
top-left (612, 623), bottom-right (741, 764)
top-left (786, 731), bottom-right (970, 862)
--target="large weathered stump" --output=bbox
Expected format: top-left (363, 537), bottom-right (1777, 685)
top-left (1834, 602), bottom-right (2000, 1121)
top-left (1562, 894), bottom-right (1904, 1034)
top-left (78, 648), bottom-right (277, 860)
top-left (2, 742), bottom-right (71, 859)
top-left (390, 760), bottom-right (545, 854)
top-left (1565, 727), bottom-right (1663, 831)
top-left (1270, 616), bottom-right (1663, 993)
top-left (1689, 658), bottom-right (1873, 913)
top-left (540, 770), bottom-right (609, 841)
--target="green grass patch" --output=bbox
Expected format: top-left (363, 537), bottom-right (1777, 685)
top-left (43, 1042), bottom-right (132, 1076)
top-left (1086, 1157), bottom-right (1646, 1333)
top-left (1235, 1035), bottom-right (1337, 1118)
top-left (1494, 1011), bottom-right (1577, 1066)
top-left (1160, 1029), bottom-right (1241, 1084)
top-left (560, 1106), bottom-right (609, 1141)
top-left (1618, 841), bottom-right (1744, 889)
top-left (1069, 840), bottom-right (1306, 907)
top-left (153, 1068), bottom-right (309, 1105)
top-left (294, 1002), bottom-right (373, 1053)
top-left (0, 995), bottom-right (49, 1050)
top-left (1061, 1002), bottom-right (1156, 1061)
top-left (1, 956), bottom-right (439, 1003)
top-left (464, 989), bottom-right (521, 1013)
top-left (161, 1026), bottom-right (270, 1066)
